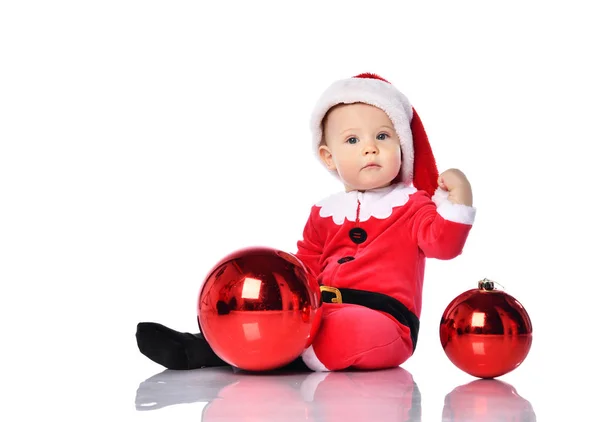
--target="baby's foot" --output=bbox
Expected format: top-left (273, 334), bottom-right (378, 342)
top-left (135, 322), bottom-right (226, 370)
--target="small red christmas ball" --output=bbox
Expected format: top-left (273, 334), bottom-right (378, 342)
top-left (197, 246), bottom-right (322, 371)
top-left (440, 279), bottom-right (533, 378)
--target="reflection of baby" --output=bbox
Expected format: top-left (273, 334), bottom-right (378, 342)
top-left (293, 369), bottom-right (421, 422)
top-left (136, 366), bottom-right (422, 422)
top-left (135, 367), bottom-right (238, 412)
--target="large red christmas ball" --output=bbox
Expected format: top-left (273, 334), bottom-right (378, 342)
top-left (440, 279), bottom-right (533, 378)
top-left (197, 246), bottom-right (322, 371)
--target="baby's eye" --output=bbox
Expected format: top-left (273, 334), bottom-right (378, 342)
top-left (346, 137), bottom-right (358, 144)
top-left (376, 133), bottom-right (389, 140)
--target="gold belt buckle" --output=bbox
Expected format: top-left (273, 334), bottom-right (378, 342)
top-left (320, 285), bottom-right (343, 304)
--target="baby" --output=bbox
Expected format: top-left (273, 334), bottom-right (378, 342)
top-left (136, 72), bottom-right (476, 372)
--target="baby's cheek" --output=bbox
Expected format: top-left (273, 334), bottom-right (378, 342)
top-left (391, 154), bottom-right (402, 170)
top-left (337, 156), bottom-right (357, 172)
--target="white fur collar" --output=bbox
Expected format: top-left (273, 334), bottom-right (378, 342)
top-left (316, 183), bottom-right (417, 225)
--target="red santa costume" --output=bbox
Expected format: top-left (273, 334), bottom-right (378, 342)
top-left (294, 73), bottom-right (476, 371)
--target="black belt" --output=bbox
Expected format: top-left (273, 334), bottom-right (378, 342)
top-left (320, 285), bottom-right (420, 352)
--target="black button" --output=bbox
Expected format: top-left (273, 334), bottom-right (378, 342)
top-left (337, 256), bottom-right (355, 264)
top-left (349, 227), bottom-right (367, 244)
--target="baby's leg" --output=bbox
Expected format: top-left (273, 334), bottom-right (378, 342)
top-left (136, 322), bottom-right (228, 370)
top-left (136, 322), bottom-right (310, 371)
top-left (301, 303), bottom-right (413, 371)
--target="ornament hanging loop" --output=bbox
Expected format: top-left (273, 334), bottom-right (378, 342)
top-left (478, 278), bottom-right (505, 291)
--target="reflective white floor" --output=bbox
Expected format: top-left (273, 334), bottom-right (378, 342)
top-left (125, 341), bottom-right (596, 422)
top-left (134, 366), bottom-right (534, 421)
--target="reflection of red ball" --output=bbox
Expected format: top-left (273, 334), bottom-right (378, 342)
top-left (443, 379), bottom-right (536, 420)
top-left (197, 246), bottom-right (322, 371)
top-left (440, 279), bottom-right (533, 379)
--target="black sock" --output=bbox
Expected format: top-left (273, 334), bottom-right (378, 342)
top-left (136, 322), bottom-right (228, 370)
top-left (136, 322), bottom-right (311, 371)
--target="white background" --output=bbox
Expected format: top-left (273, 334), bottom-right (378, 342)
top-left (1, 1), bottom-right (598, 420)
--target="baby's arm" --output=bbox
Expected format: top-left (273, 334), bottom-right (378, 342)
top-left (411, 187), bottom-right (476, 260)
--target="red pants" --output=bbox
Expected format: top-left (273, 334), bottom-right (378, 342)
top-left (301, 303), bottom-right (414, 371)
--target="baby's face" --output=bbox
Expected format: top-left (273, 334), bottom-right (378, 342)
top-left (320, 103), bottom-right (402, 192)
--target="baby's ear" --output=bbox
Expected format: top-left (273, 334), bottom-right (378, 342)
top-left (318, 145), bottom-right (336, 170)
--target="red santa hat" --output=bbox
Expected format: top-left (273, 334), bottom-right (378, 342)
top-left (310, 73), bottom-right (439, 196)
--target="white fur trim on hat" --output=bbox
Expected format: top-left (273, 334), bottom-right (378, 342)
top-left (310, 76), bottom-right (415, 185)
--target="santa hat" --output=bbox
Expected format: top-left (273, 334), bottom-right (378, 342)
top-left (310, 73), bottom-right (439, 196)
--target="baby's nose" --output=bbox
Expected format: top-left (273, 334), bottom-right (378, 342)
top-left (363, 143), bottom-right (378, 154)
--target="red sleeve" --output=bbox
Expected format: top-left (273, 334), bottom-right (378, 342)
top-left (294, 207), bottom-right (324, 279)
top-left (410, 189), bottom-right (476, 260)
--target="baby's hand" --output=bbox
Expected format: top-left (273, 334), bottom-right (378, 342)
top-left (438, 168), bottom-right (473, 206)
